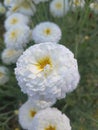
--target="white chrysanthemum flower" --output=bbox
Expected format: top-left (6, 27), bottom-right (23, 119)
top-left (19, 99), bottom-right (43, 129)
top-left (32, 0), bottom-right (49, 4)
top-left (28, 108), bottom-right (71, 130)
top-left (4, 0), bottom-right (12, 7)
top-left (15, 42), bottom-right (80, 101)
top-left (17, 2), bottom-right (36, 16)
top-left (8, 1), bottom-right (36, 17)
top-left (4, 13), bottom-right (30, 30)
top-left (50, 0), bottom-right (69, 17)
top-left (89, 2), bottom-right (98, 14)
top-left (70, 0), bottom-right (85, 10)
top-left (0, 3), bottom-right (6, 14)
top-left (0, 66), bottom-right (9, 85)
top-left (1, 48), bottom-right (24, 65)
top-left (4, 24), bottom-right (31, 49)
top-left (32, 22), bottom-right (62, 44)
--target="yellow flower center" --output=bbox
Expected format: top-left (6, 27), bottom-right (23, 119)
top-left (0, 72), bottom-right (4, 77)
top-left (55, 2), bottom-right (62, 9)
top-left (45, 125), bottom-right (56, 130)
top-left (29, 110), bottom-right (36, 118)
top-left (10, 30), bottom-right (18, 39)
top-left (74, 0), bottom-right (80, 6)
top-left (44, 28), bottom-right (51, 35)
top-left (7, 50), bottom-right (16, 56)
top-left (36, 56), bottom-right (52, 71)
top-left (10, 18), bottom-right (18, 24)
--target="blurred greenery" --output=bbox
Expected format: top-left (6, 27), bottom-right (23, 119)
top-left (0, 0), bottom-right (98, 130)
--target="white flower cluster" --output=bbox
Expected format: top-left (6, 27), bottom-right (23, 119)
top-left (1, 0), bottom-right (83, 129)
top-left (19, 99), bottom-right (71, 130)
top-left (2, 0), bottom-right (36, 65)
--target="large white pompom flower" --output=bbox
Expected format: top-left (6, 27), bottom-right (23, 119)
top-left (4, 13), bottom-right (30, 30)
top-left (0, 66), bottom-right (9, 85)
top-left (28, 107), bottom-right (71, 130)
top-left (15, 42), bottom-right (80, 101)
top-left (4, 24), bottom-right (31, 49)
top-left (50, 0), bottom-right (69, 17)
top-left (32, 22), bottom-right (62, 44)
top-left (1, 48), bottom-right (24, 65)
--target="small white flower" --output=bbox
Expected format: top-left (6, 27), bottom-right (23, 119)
top-left (32, 0), bottom-right (49, 4)
top-left (15, 42), bottom-right (80, 101)
top-left (89, 2), bottom-right (98, 14)
top-left (1, 48), bottom-right (24, 65)
top-left (0, 3), bottom-right (6, 14)
top-left (4, 0), bottom-right (12, 7)
top-left (8, 1), bottom-right (36, 17)
top-left (32, 22), bottom-right (62, 44)
top-left (70, 0), bottom-right (85, 10)
top-left (28, 107), bottom-right (71, 130)
top-left (50, 0), bottom-right (69, 17)
top-left (4, 13), bottom-right (30, 30)
top-left (19, 99), bottom-right (43, 129)
top-left (0, 66), bottom-right (9, 85)
top-left (17, 2), bottom-right (36, 16)
top-left (4, 24), bottom-right (31, 49)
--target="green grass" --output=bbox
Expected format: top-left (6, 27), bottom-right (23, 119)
top-left (0, 1), bottom-right (98, 130)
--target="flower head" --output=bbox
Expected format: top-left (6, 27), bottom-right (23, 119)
top-left (28, 107), bottom-right (71, 130)
top-left (19, 98), bottom-right (44, 129)
top-left (32, 22), bottom-right (62, 44)
top-left (0, 3), bottom-right (6, 14)
top-left (4, 13), bottom-right (30, 30)
top-left (89, 2), bottom-right (98, 14)
top-left (70, 0), bottom-right (85, 10)
top-left (0, 66), bottom-right (9, 85)
top-left (50, 0), bottom-right (69, 17)
top-left (15, 42), bottom-right (80, 101)
top-left (8, 1), bottom-right (36, 16)
top-left (1, 48), bottom-right (24, 65)
top-left (4, 24), bottom-right (31, 49)
top-left (4, 0), bottom-right (12, 7)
